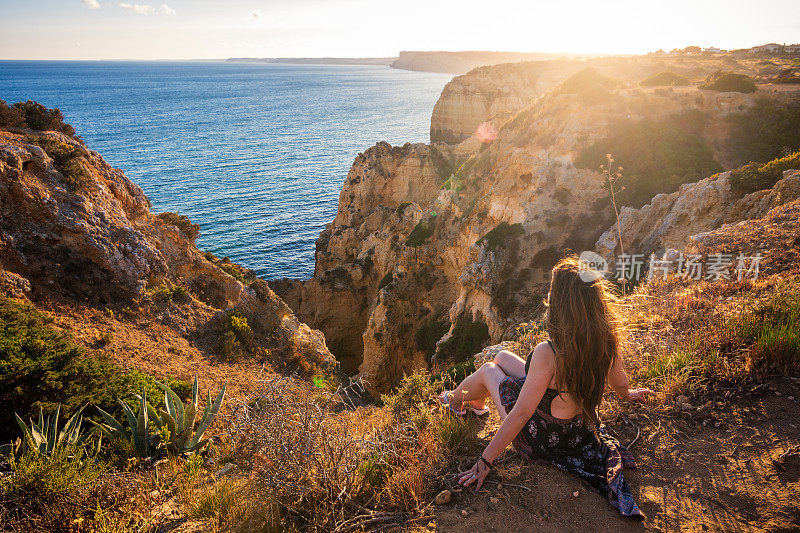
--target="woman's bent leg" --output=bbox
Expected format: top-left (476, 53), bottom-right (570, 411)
top-left (449, 362), bottom-right (511, 419)
top-left (493, 350), bottom-right (527, 379)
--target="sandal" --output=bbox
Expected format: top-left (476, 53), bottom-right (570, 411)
top-left (439, 391), bottom-right (490, 417)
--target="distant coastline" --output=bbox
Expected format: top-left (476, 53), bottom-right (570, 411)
top-left (225, 57), bottom-right (396, 66)
top-left (225, 51), bottom-right (593, 74)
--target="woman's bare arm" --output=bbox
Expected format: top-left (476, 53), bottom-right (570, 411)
top-left (608, 354), bottom-right (652, 401)
top-left (459, 341), bottom-right (553, 489)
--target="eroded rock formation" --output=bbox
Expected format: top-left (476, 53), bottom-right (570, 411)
top-left (0, 130), bottom-right (333, 368)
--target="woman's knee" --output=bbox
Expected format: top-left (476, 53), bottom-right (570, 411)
top-left (493, 350), bottom-right (526, 378)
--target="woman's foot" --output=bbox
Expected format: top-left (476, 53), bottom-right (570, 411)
top-left (439, 391), bottom-right (489, 416)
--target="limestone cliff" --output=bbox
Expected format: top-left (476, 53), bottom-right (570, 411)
top-left (0, 130), bottom-right (333, 369)
top-left (277, 65), bottom-right (800, 393)
top-left (430, 55), bottom-right (778, 149)
top-left (596, 169), bottom-right (800, 262)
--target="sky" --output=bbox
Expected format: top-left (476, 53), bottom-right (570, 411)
top-left (1, 0), bottom-right (799, 60)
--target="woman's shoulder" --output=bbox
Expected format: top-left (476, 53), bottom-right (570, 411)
top-left (530, 340), bottom-right (556, 367)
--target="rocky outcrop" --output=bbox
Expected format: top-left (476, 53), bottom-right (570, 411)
top-left (429, 54), bottom-right (776, 148)
top-left (278, 58), bottom-right (800, 393)
top-left (595, 170), bottom-right (800, 261)
top-left (0, 130), bottom-right (333, 368)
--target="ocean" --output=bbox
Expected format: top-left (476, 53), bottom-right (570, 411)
top-left (0, 61), bottom-right (451, 279)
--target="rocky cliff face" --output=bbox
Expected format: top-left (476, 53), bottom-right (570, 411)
top-left (0, 130), bottom-right (333, 368)
top-left (429, 55), bottom-right (775, 150)
top-left (277, 68), bottom-right (800, 393)
top-left (596, 170), bottom-right (800, 262)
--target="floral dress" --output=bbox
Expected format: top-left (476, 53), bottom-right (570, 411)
top-left (499, 376), bottom-right (644, 518)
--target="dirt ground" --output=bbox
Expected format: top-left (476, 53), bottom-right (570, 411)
top-left (424, 378), bottom-right (800, 533)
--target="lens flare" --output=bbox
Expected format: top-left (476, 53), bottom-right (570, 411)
top-left (476, 121), bottom-right (498, 143)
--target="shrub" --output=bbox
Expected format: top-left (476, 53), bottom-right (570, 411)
top-left (378, 271), bottom-right (394, 290)
top-left (23, 135), bottom-right (91, 190)
top-left (725, 99), bottom-right (800, 166)
top-left (640, 71), bottom-right (691, 87)
top-left (214, 311), bottom-right (254, 362)
top-left (699, 72), bottom-right (757, 93)
top-left (405, 216), bottom-right (436, 247)
top-left (0, 296), bottom-right (190, 441)
top-left (157, 212), bottom-right (200, 240)
top-left (150, 281), bottom-right (190, 303)
top-left (3, 445), bottom-right (106, 502)
top-left (12, 100), bottom-right (75, 135)
top-left (558, 67), bottom-right (620, 94)
top-left (395, 201), bottom-right (413, 216)
top-left (728, 287), bottom-right (800, 372)
top-left (437, 316), bottom-right (490, 363)
top-left (0, 100), bottom-right (25, 129)
top-left (575, 109), bottom-right (723, 207)
top-left (382, 370), bottom-right (438, 423)
top-left (479, 222), bottom-right (524, 250)
top-left (729, 151), bottom-right (800, 194)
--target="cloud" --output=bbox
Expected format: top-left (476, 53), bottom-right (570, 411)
top-left (119, 3), bottom-right (155, 14)
top-left (159, 4), bottom-right (175, 14)
top-left (82, 0), bottom-right (101, 8)
top-left (250, 9), bottom-right (262, 21)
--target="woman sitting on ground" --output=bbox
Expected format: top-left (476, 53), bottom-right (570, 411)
top-left (439, 256), bottom-right (652, 518)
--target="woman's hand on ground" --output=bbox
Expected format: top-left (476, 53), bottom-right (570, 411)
top-left (458, 460), bottom-right (489, 491)
top-left (626, 387), bottom-right (654, 402)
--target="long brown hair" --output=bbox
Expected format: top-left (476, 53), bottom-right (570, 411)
top-left (546, 256), bottom-right (622, 424)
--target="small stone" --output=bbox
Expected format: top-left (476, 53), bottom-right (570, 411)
top-left (776, 392), bottom-right (781, 396)
top-left (216, 463), bottom-right (235, 477)
top-left (461, 509), bottom-right (469, 517)
top-left (435, 490), bottom-right (452, 505)
top-left (490, 497), bottom-right (499, 505)
top-left (495, 483), bottom-right (502, 491)
top-left (788, 396), bottom-right (794, 401)
top-left (573, 491), bottom-right (579, 497)
top-left (714, 421), bottom-right (722, 428)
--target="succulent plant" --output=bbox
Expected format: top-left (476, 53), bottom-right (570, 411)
top-left (14, 404), bottom-right (94, 456)
top-left (92, 376), bottom-right (226, 457)
top-left (152, 375), bottom-right (227, 454)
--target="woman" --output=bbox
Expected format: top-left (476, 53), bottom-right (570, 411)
top-left (439, 256), bottom-right (652, 518)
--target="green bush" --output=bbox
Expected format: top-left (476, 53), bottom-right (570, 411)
top-left (575, 109), bottom-right (723, 207)
top-left (558, 67), bottom-right (620, 94)
top-left (378, 271), bottom-right (394, 290)
top-left (382, 369), bottom-right (438, 422)
top-left (214, 310), bottom-right (254, 362)
top-left (699, 72), bottom-right (757, 93)
top-left (479, 222), bottom-right (524, 250)
top-left (437, 316), bottom-right (489, 364)
top-left (725, 99), bottom-right (800, 166)
top-left (0, 100), bottom-right (25, 129)
top-left (0, 297), bottom-right (190, 441)
top-left (640, 71), bottom-right (690, 87)
top-left (157, 212), bottom-right (200, 240)
top-left (729, 151), bottom-right (800, 194)
top-left (10, 100), bottom-right (75, 135)
top-left (728, 287), bottom-right (800, 371)
top-left (3, 445), bottom-right (106, 501)
top-left (405, 216), bottom-right (436, 247)
top-left (23, 135), bottom-right (91, 190)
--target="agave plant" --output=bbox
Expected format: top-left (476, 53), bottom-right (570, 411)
top-left (93, 389), bottom-right (154, 457)
top-left (14, 404), bottom-right (94, 456)
top-left (152, 376), bottom-right (227, 454)
top-left (92, 376), bottom-right (226, 457)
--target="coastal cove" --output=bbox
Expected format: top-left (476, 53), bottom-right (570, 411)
top-left (0, 60), bottom-right (452, 279)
